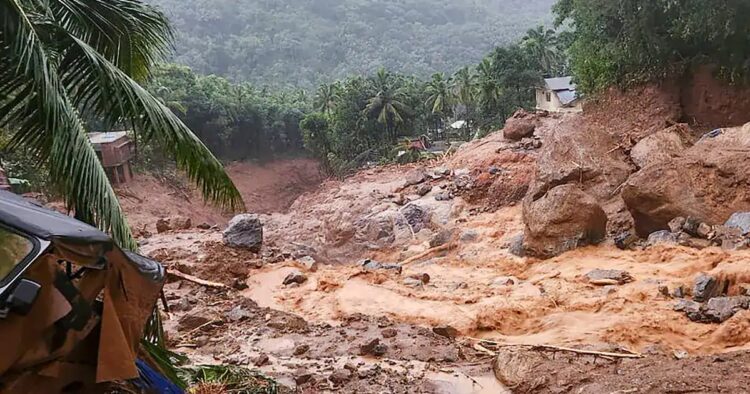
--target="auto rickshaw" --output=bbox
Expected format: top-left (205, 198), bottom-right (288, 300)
top-left (0, 190), bottom-right (165, 393)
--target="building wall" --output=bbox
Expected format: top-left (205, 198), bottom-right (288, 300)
top-left (535, 89), bottom-right (583, 113)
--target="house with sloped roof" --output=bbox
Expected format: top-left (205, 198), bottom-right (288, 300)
top-left (536, 77), bottom-right (583, 113)
top-left (88, 131), bottom-right (134, 185)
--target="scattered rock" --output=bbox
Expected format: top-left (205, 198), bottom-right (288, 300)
top-left (677, 235), bottom-right (712, 250)
top-left (508, 234), bottom-right (525, 257)
top-left (739, 284), bottom-right (750, 296)
top-left (400, 203), bottom-right (431, 232)
top-left (171, 298), bottom-right (192, 312)
top-left (171, 216), bottom-right (192, 230)
top-left (674, 299), bottom-right (701, 314)
top-left (681, 217), bottom-right (702, 237)
top-left (725, 212), bottom-right (750, 235)
top-left (231, 278), bottom-right (249, 290)
top-left (647, 230), bottom-right (678, 246)
top-left (293, 344), bottom-right (310, 356)
top-left (226, 306), bottom-right (251, 322)
top-left (668, 217), bottom-right (687, 233)
top-left (432, 325), bottom-right (459, 339)
top-left (360, 339), bottom-right (388, 357)
top-left (416, 184), bottom-right (432, 197)
top-left (701, 296), bottom-right (750, 323)
top-left (197, 222), bottom-right (212, 230)
top-left (429, 228), bottom-right (455, 247)
top-left (434, 191), bottom-right (453, 201)
top-left (254, 353), bottom-right (270, 367)
top-left (178, 314), bottom-right (211, 331)
top-left (630, 124), bottom-right (694, 169)
top-left (673, 350), bottom-right (689, 360)
top-left (403, 277), bottom-right (425, 288)
top-left (294, 369), bottom-right (314, 385)
top-left (156, 218), bottom-right (171, 233)
top-left (283, 270), bottom-right (308, 286)
top-left (329, 369), bottom-right (353, 385)
top-left (672, 286), bottom-right (686, 299)
top-left (407, 273), bottom-right (431, 284)
top-left (693, 274), bottom-right (726, 302)
top-left (488, 166), bottom-right (502, 175)
top-left (267, 313), bottom-right (308, 332)
top-left (658, 285), bottom-right (670, 297)
top-left (614, 232), bottom-right (639, 250)
top-left (381, 328), bottom-right (398, 338)
top-left (223, 214), bottom-right (263, 252)
top-left (298, 256), bottom-right (319, 272)
top-left (432, 167), bottom-right (451, 178)
top-left (522, 185), bottom-right (607, 259)
top-left (696, 222), bottom-right (713, 239)
top-left (586, 269), bottom-right (634, 285)
top-left (490, 276), bottom-right (517, 287)
top-left (360, 259), bottom-right (402, 274)
top-left (459, 230), bottom-right (479, 243)
top-left (503, 117), bottom-right (536, 141)
top-left (404, 170), bottom-right (427, 187)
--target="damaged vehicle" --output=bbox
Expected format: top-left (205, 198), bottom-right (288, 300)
top-left (0, 190), bottom-right (165, 393)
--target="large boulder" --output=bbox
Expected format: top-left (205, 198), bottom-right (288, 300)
top-left (622, 123), bottom-right (750, 237)
top-left (523, 184), bottom-right (608, 258)
top-left (502, 110), bottom-right (538, 141)
top-left (223, 214), bottom-right (264, 252)
top-left (629, 124), bottom-right (694, 169)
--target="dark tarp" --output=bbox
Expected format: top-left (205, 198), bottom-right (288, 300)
top-left (0, 190), bottom-right (111, 245)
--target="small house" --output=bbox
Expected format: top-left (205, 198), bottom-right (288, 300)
top-left (536, 77), bottom-right (583, 113)
top-left (88, 131), bottom-right (134, 185)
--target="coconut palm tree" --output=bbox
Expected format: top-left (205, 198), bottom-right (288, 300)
top-left (476, 58), bottom-right (500, 112)
top-left (0, 0), bottom-right (243, 250)
top-left (364, 68), bottom-right (409, 141)
top-left (424, 72), bottom-right (451, 116)
top-left (521, 25), bottom-right (561, 75)
top-left (314, 82), bottom-right (339, 115)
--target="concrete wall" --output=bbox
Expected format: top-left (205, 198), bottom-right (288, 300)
top-left (535, 89), bottom-right (583, 113)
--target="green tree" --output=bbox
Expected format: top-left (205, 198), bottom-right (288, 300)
top-left (0, 0), bottom-right (243, 249)
top-left (314, 83), bottom-right (339, 115)
top-left (424, 72), bottom-right (452, 123)
top-left (364, 68), bottom-right (410, 141)
top-left (521, 25), bottom-right (561, 75)
top-left (476, 58), bottom-right (500, 118)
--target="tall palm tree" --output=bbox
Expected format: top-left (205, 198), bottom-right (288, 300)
top-left (521, 25), bottom-right (561, 75)
top-left (0, 0), bottom-right (243, 250)
top-left (364, 68), bottom-right (409, 141)
top-left (476, 58), bottom-right (500, 112)
top-left (314, 82), bottom-right (338, 115)
top-left (424, 72), bottom-right (451, 117)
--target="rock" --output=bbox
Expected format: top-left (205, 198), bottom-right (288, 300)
top-left (254, 353), bottom-right (270, 367)
top-left (696, 222), bottom-right (713, 239)
top-left (503, 117), bottom-right (536, 141)
top-left (178, 314), bottom-right (211, 331)
top-left (358, 365), bottom-right (377, 379)
top-left (381, 328), bottom-right (398, 338)
top-left (407, 273), bottom-right (430, 284)
top-left (392, 193), bottom-right (407, 206)
top-left (197, 222), bottom-right (212, 230)
top-left (360, 339), bottom-right (387, 357)
top-left (658, 285), bottom-right (670, 297)
top-left (740, 284), bottom-right (750, 296)
top-left (725, 212), bottom-right (750, 235)
top-left (416, 184), bottom-right (432, 197)
top-left (701, 296), bottom-right (750, 323)
top-left (400, 203), bottom-right (431, 233)
top-left (429, 228), bottom-right (455, 247)
top-left (432, 167), bottom-right (451, 177)
top-left (298, 256), bottom-right (319, 272)
top-left (283, 270), bottom-right (308, 286)
top-left (630, 124), bottom-right (694, 169)
top-left (360, 259), bottom-right (402, 274)
top-left (522, 185), bottom-right (608, 258)
top-left (223, 214), bottom-right (263, 252)
top-left (673, 350), bottom-right (689, 360)
top-left (585, 269), bottom-right (634, 285)
top-left (156, 218), bottom-right (171, 233)
top-left (171, 298), bottom-right (192, 312)
top-left (614, 232), bottom-right (639, 250)
top-left (171, 216), bottom-right (192, 230)
top-left (678, 236), bottom-right (713, 250)
top-left (226, 306), bottom-right (251, 322)
top-left (453, 174), bottom-right (473, 190)
top-left (434, 191), bottom-right (453, 201)
top-left (668, 217), bottom-right (687, 233)
top-left (672, 286), bottom-right (686, 298)
top-left (267, 313), bottom-right (308, 332)
top-left (293, 344), bottom-right (310, 356)
top-left (674, 299), bottom-right (701, 314)
top-left (693, 274), bottom-right (726, 302)
top-left (622, 126), bottom-right (750, 237)
top-left (432, 325), bottom-right (459, 339)
top-left (507, 234), bottom-right (525, 257)
top-left (404, 170), bottom-right (427, 187)
top-left (681, 217), bottom-right (702, 237)
top-left (329, 369), bottom-right (353, 385)
top-left (232, 278), bottom-right (249, 290)
top-left (488, 166), bottom-right (502, 175)
top-left (647, 230), bottom-right (678, 246)
top-left (459, 230), bottom-right (479, 243)
top-left (294, 369), bottom-right (313, 385)
top-left (490, 276), bottom-right (517, 287)
top-left (403, 277), bottom-right (425, 288)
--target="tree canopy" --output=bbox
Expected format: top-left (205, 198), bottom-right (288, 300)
top-left (144, 0), bottom-right (556, 88)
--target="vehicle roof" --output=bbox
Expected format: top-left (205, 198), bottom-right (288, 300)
top-left (0, 190), bottom-right (112, 244)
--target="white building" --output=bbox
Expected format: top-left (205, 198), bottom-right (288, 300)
top-left (536, 77), bottom-right (583, 113)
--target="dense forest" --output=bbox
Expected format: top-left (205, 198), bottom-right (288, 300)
top-left (144, 0), bottom-right (556, 87)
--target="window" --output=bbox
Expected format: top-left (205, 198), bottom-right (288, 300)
top-left (0, 227), bottom-right (34, 282)
top-left (545, 92), bottom-right (552, 102)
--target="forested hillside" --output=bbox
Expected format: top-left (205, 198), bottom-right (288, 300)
top-left (145, 0), bottom-right (555, 87)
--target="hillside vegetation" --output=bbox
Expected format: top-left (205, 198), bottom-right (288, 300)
top-left (145, 0), bottom-right (555, 87)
